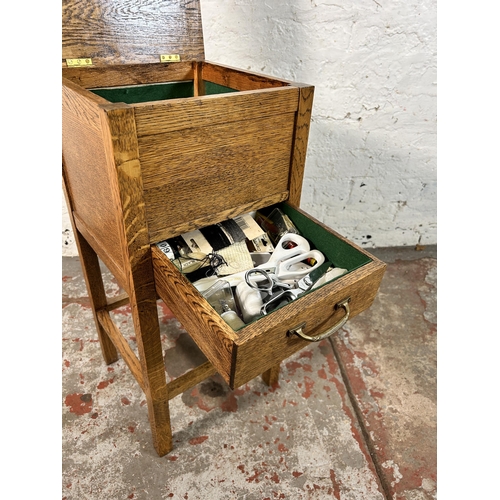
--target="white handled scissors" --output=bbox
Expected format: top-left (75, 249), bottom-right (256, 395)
top-left (194, 233), bottom-right (325, 292)
top-left (249, 233), bottom-right (325, 281)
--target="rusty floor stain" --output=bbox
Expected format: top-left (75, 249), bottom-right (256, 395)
top-left (62, 246), bottom-right (436, 500)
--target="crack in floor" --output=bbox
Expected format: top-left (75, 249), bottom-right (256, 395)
top-left (329, 334), bottom-right (393, 500)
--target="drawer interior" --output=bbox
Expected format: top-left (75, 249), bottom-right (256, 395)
top-left (158, 202), bottom-right (372, 329)
top-left (279, 204), bottom-right (371, 274)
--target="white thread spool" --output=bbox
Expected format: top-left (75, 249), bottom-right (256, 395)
top-left (236, 281), bottom-right (264, 324)
top-left (221, 309), bottom-right (245, 330)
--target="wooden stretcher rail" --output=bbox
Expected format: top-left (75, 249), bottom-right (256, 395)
top-left (166, 361), bottom-right (218, 401)
top-left (105, 292), bottom-right (130, 311)
top-left (96, 309), bottom-right (145, 391)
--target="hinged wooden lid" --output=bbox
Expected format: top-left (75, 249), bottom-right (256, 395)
top-left (62, 0), bottom-right (204, 67)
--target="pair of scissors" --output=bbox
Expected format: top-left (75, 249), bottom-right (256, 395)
top-left (252, 232), bottom-right (324, 275)
top-left (232, 233), bottom-right (324, 286)
top-left (193, 233), bottom-right (325, 292)
top-left (246, 260), bottom-right (333, 316)
top-left (244, 268), bottom-right (293, 298)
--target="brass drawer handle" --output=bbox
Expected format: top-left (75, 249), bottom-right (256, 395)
top-left (288, 298), bottom-right (351, 342)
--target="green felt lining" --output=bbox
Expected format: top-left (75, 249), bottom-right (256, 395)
top-left (279, 203), bottom-right (371, 274)
top-left (230, 204), bottom-right (372, 329)
top-left (90, 80), bottom-right (238, 104)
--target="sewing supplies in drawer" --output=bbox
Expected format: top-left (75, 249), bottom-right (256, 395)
top-left (156, 208), bottom-right (348, 330)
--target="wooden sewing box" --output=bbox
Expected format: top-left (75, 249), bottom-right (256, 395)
top-left (62, 0), bottom-right (386, 456)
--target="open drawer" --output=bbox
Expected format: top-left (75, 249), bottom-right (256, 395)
top-left (152, 202), bottom-right (386, 389)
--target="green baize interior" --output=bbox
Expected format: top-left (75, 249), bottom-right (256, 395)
top-left (91, 80), bottom-right (237, 104)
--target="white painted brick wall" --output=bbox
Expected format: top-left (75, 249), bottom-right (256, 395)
top-left (62, 0), bottom-right (436, 256)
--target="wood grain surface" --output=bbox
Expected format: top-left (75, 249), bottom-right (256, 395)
top-left (62, 79), bottom-right (129, 281)
top-left (231, 261), bottom-right (386, 388)
top-left (138, 104), bottom-right (295, 241)
top-left (140, 109), bottom-right (294, 190)
top-left (102, 104), bottom-right (173, 456)
top-left (62, 0), bottom-right (204, 66)
top-left (202, 62), bottom-right (290, 91)
top-left (63, 62), bottom-right (194, 89)
top-left (97, 309), bottom-right (145, 391)
top-left (72, 212), bottom-right (128, 289)
top-left (167, 361), bottom-right (217, 401)
top-left (145, 192), bottom-right (290, 243)
top-left (288, 85), bottom-right (314, 205)
top-left (61, 5), bottom-right (347, 453)
top-left (152, 246), bottom-right (238, 383)
top-left (193, 61), bottom-right (204, 97)
top-left (262, 364), bottom-right (281, 387)
top-left (104, 292), bottom-right (130, 312)
top-left (133, 86), bottom-right (298, 136)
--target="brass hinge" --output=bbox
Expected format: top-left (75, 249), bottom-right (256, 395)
top-left (160, 54), bottom-right (181, 63)
top-left (66, 58), bottom-right (93, 67)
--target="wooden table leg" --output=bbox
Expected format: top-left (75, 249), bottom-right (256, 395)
top-left (105, 106), bottom-right (173, 455)
top-left (74, 228), bottom-right (119, 365)
top-left (63, 174), bottom-right (118, 365)
top-left (129, 288), bottom-right (173, 456)
top-left (262, 363), bottom-right (281, 386)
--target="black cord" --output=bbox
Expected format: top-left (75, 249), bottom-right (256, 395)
top-left (176, 252), bottom-right (228, 276)
top-left (206, 252), bottom-right (227, 271)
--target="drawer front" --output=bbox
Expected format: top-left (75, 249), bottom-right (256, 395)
top-left (230, 260), bottom-right (385, 387)
top-left (152, 247), bottom-right (238, 382)
top-left (152, 206), bottom-right (386, 389)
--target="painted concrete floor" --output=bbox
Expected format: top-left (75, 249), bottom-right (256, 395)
top-left (62, 246), bottom-right (436, 500)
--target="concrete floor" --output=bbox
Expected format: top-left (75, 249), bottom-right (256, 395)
top-left (62, 245), bottom-right (436, 500)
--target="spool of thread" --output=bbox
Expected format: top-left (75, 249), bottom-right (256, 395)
top-left (236, 281), bottom-right (264, 324)
top-left (221, 309), bottom-right (245, 330)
